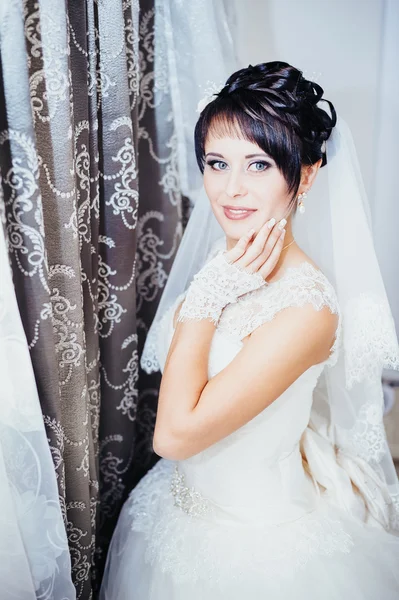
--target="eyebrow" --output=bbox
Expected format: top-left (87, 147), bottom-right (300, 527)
top-left (205, 152), bottom-right (272, 160)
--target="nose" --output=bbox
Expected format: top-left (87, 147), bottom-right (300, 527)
top-left (224, 170), bottom-right (247, 198)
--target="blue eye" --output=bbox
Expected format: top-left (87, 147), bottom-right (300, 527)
top-left (248, 161), bottom-right (270, 172)
top-left (206, 160), bottom-right (228, 171)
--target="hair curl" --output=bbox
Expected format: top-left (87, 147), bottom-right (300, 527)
top-left (194, 61), bottom-right (337, 206)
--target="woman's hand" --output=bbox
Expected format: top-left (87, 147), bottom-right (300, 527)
top-left (175, 217), bottom-right (287, 326)
top-left (224, 218), bottom-right (287, 280)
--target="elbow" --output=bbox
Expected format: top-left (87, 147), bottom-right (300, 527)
top-left (152, 429), bottom-right (190, 461)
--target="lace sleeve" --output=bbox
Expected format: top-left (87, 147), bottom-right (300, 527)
top-left (140, 237), bottom-right (226, 373)
top-left (176, 252), bottom-right (267, 326)
top-left (217, 262), bottom-right (342, 367)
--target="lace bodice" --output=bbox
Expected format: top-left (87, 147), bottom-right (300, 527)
top-left (217, 261), bottom-right (341, 361)
top-left (154, 248), bottom-right (342, 508)
top-left (156, 251), bottom-right (342, 378)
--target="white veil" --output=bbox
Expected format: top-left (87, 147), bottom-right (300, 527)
top-left (140, 101), bottom-right (399, 531)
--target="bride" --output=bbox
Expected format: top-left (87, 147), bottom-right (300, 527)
top-left (100, 61), bottom-right (399, 599)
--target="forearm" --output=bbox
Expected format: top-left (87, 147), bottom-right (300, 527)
top-left (152, 241), bottom-right (268, 459)
top-left (153, 318), bottom-right (215, 458)
top-left (154, 302), bottom-right (339, 460)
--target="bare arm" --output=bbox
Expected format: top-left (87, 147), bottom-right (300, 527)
top-left (153, 301), bottom-right (338, 460)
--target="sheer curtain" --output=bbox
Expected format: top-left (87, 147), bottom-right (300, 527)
top-left (154, 0), bottom-right (237, 205)
top-left (0, 208), bottom-right (75, 598)
top-left (0, 1), bottom-right (141, 595)
top-left (0, 0), bottom-right (187, 595)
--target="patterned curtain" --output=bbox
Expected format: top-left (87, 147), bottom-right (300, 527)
top-left (0, 0), bottom-right (183, 597)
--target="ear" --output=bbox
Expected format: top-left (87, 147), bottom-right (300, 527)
top-left (299, 158), bottom-right (322, 191)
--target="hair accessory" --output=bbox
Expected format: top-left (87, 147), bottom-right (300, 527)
top-left (196, 81), bottom-right (224, 113)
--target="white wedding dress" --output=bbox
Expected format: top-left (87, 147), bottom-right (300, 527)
top-left (100, 244), bottom-right (399, 599)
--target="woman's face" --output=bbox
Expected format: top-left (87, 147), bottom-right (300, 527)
top-left (203, 132), bottom-right (293, 242)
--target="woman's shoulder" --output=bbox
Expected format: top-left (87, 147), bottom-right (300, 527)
top-left (272, 262), bottom-right (339, 314)
top-left (264, 246), bottom-right (339, 313)
top-left (217, 252), bottom-right (340, 343)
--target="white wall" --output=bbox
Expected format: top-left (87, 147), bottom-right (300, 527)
top-left (231, 0), bottom-right (383, 195)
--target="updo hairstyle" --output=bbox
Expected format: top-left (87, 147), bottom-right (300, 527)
top-left (194, 61), bottom-right (337, 207)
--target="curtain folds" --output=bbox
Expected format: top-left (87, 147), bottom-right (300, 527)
top-left (1, 0), bottom-right (148, 596)
top-left (0, 188), bottom-right (76, 599)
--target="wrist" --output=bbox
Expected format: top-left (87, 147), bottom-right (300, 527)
top-left (177, 251), bottom-right (267, 325)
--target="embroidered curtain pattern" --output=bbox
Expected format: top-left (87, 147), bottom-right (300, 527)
top-left (0, 0), bottom-right (183, 596)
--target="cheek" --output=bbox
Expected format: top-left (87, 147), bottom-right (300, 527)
top-left (203, 173), bottom-right (222, 202)
top-left (249, 175), bottom-right (289, 206)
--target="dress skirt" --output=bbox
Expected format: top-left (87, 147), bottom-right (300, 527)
top-left (100, 458), bottom-right (399, 600)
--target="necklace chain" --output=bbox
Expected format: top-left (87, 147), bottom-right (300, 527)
top-left (282, 238), bottom-right (295, 251)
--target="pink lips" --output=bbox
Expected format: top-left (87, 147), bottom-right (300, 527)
top-left (222, 206), bottom-right (257, 220)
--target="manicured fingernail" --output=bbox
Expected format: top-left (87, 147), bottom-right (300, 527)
top-left (267, 218), bottom-right (276, 229)
top-left (278, 218), bottom-right (287, 230)
top-left (248, 228), bottom-right (255, 236)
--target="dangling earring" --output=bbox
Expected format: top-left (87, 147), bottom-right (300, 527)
top-left (297, 191), bottom-right (307, 214)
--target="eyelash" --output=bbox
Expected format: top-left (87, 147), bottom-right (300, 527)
top-left (249, 161), bottom-right (270, 172)
top-left (205, 160), bottom-right (271, 172)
